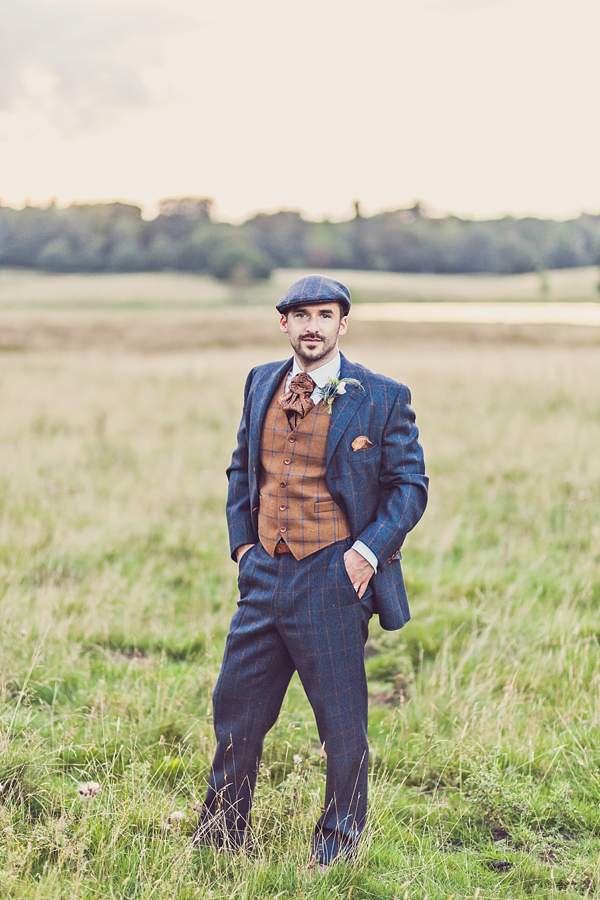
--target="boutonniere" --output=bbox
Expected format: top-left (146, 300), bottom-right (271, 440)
top-left (319, 377), bottom-right (364, 413)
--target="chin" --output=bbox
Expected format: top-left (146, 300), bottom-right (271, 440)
top-left (300, 350), bottom-right (325, 364)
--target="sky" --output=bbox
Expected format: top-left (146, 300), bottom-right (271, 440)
top-left (0, 0), bottom-right (598, 222)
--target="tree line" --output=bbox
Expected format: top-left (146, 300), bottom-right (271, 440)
top-left (1, 197), bottom-right (599, 280)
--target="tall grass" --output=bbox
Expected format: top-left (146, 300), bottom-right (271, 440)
top-left (1, 329), bottom-right (599, 898)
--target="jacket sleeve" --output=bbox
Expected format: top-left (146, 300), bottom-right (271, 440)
top-left (355, 384), bottom-right (428, 564)
top-left (226, 368), bottom-right (258, 559)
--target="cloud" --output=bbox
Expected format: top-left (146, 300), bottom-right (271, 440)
top-left (0, 0), bottom-right (189, 131)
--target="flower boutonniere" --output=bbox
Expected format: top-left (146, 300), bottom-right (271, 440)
top-left (319, 377), bottom-right (364, 413)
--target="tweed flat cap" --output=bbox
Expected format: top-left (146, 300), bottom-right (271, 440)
top-left (276, 274), bottom-right (351, 316)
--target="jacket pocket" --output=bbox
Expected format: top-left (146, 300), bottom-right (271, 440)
top-left (314, 498), bottom-right (336, 513)
top-left (349, 444), bottom-right (378, 462)
top-left (238, 543), bottom-right (257, 574)
top-left (336, 551), bottom-right (374, 616)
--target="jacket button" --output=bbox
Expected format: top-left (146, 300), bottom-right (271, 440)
top-left (284, 458), bottom-right (291, 465)
top-left (252, 507), bottom-right (259, 513)
top-left (279, 526), bottom-right (286, 533)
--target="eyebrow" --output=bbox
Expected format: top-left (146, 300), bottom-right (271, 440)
top-left (293, 306), bottom-right (334, 314)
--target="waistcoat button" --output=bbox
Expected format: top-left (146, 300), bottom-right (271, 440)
top-left (288, 436), bottom-right (296, 443)
top-left (280, 526), bottom-right (286, 533)
top-left (279, 481), bottom-right (286, 488)
top-left (284, 458), bottom-right (291, 465)
top-left (279, 505), bottom-right (286, 511)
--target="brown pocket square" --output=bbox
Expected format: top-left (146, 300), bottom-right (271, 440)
top-left (352, 435), bottom-right (375, 451)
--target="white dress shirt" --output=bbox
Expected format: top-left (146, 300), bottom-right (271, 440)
top-left (286, 352), bottom-right (378, 573)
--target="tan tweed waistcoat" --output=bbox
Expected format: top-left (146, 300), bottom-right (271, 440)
top-left (258, 375), bottom-right (350, 559)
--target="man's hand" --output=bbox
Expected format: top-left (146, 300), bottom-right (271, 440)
top-left (343, 548), bottom-right (374, 599)
top-left (236, 543), bottom-right (256, 564)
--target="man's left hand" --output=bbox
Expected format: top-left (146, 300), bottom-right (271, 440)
top-left (343, 549), bottom-right (374, 599)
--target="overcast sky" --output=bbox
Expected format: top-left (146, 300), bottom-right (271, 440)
top-left (0, 0), bottom-right (598, 221)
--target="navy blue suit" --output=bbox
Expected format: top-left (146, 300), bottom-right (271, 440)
top-left (226, 352), bottom-right (428, 630)
top-left (197, 353), bottom-right (427, 862)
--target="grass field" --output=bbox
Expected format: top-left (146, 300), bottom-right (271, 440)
top-left (1, 304), bottom-right (600, 898)
top-left (1, 266), bottom-right (598, 354)
top-left (1, 266), bottom-right (599, 310)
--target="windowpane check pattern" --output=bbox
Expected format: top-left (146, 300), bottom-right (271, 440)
top-left (258, 374), bottom-right (350, 558)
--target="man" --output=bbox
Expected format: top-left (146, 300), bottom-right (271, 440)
top-left (195, 274), bottom-right (428, 869)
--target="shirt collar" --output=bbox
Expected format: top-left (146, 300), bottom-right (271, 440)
top-left (291, 351), bottom-right (341, 390)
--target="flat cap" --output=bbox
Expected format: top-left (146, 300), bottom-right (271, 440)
top-left (276, 274), bottom-right (351, 316)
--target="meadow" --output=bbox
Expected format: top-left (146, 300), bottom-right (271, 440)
top-left (1, 275), bottom-right (600, 899)
top-left (1, 265), bottom-right (599, 311)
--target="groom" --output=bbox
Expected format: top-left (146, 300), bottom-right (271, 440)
top-left (195, 274), bottom-right (428, 868)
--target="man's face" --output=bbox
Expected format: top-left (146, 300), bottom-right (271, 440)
top-left (280, 302), bottom-right (348, 370)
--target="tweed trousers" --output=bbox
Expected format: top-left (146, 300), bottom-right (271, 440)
top-left (197, 536), bottom-right (373, 863)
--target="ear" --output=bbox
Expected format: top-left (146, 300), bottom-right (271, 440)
top-left (338, 315), bottom-right (348, 336)
top-left (279, 314), bottom-right (289, 334)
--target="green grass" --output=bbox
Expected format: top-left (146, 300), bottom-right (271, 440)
top-left (1, 328), bottom-right (600, 898)
top-left (1, 265), bottom-right (599, 311)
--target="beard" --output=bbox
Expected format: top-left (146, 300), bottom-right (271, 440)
top-left (288, 330), bottom-right (339, 365)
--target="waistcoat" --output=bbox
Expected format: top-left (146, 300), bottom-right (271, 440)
top-left (258, 375), bottom-right (351, 559)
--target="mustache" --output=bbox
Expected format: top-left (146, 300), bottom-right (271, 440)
top-left (301, 334), bottom-right (323, 340)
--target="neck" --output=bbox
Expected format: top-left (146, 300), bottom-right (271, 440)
top-left (293, 345), bottom-right (339, 373)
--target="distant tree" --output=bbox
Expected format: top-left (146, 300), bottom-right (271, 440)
top-left (455, 224), bottom-right (496, 273)
top-left (208, 239), bottom-right (273, 283)
top-left (537, 268), bottom-right (550, 296)
top-left (373, 213), bottom-right (435, 272)
top-left (158, 197), bottom-right (213, 220)
top-left (244, 210), bottom-right (309, 267)
top-left (103, 214), bottom-right (145, 271)
top-left (153, 197), bottom-right (213, 242)
top-left (0, 206), bottom-right (59, 267)
top-left (350, 201), bottom-right (372, 269)
top-left (76, 237), bottom-right (105, 272)
top-left (594, 242), bottom-right (600, 300)
top-left (2, 198), bottom-right (600, 277)
top-left (108, 239), bottom-right (144, 272)
top-left (304, 221), bottom-right (352, 269)
top-left (63, 202), bottom-right (144, 271)
top-left (37, 237), bottom-right (73, 272)
top-left (145, 234), bottom-right (179, 270)
top-left (496, 238), bottom-right (538, 274)
top-left (177, 224), bottom-right (221, 272)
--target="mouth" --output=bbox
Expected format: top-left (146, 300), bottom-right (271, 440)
top-left (302, 336), bottom-right (322, 346)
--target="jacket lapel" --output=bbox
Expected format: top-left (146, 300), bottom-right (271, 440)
top-left (326, 353), bottom-right (366, 466)
top-left (249, 358), bottom-right (292, 475)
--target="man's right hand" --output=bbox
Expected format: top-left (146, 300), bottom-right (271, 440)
top-left (236, 543), bottom-right (256, 564)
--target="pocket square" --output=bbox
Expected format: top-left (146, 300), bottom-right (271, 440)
top-left (352, 435), bottom-right (375, 451)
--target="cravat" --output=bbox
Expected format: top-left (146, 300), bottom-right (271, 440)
top-left (278, 372), bottom-right (316, 430)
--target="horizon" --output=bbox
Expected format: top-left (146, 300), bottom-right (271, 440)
top-left (2, 195), bottom-right (600, 226)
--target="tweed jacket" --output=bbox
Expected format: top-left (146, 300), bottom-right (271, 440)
top-left (226, 353), bottom-right (428, 631)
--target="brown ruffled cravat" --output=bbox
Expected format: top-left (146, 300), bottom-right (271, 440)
top-left (278, 372), bottom-right (316, 430)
